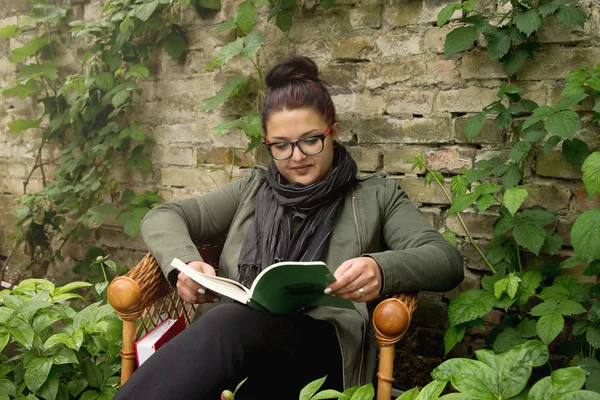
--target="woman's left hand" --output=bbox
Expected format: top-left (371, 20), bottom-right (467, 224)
top-left (325, 257), bottom-right (383, 302)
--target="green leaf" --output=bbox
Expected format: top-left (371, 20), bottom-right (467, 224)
top-left (112, 90), bottom-right (129, 108)
top-left (518, 270), bottom-right (543, 304)
top-left (95, 72), bottom-right (115, 91)
top-left (397, 388), bottom-right (419, 400)
top-left (450, 175), bottom-right (468, 195)
top-left (37, 369), bottom-right (59, 400)
top-left (437, 4), bottom-right (459, 27)
top-left (0, 327), bottom-right (9, 353)
top-left (464, 112), bottom-right (487, 141)
top-left (448, 290), bottom-right (496, 326)
top-left (514, 10), bottom-right (542, 35)
top-left (562, 138), bottom-right (590, 165)
top-left (584, 260), bottom-right (600, 276)
top-left (235, 1), bottom-right (257, 34)
top-left (198, 0), bottom-right (221, 9)
top-left (447, 192), bottom-right (479, 216)
top-left (487, 30), bottom-right (511, 60)
top-left (52, 348), bottom-right (79, 365)
top-left (0, 24), bottom-right (22, 39)
top-left (545, 110), bottom-right (580, 139)
top-left (275, 11), bottom-right (293, 32)
top-left (493, 327), bottom-right (527, 353)
top-left (556, 5), bottom-right (587, 27)
top-left (134, 0), bottom-right (159, 21)
top-left (476, 194), bottom-right (497, 212)
top-left (537, 312), bottom-right (564, 343)
top-left (212, 18), bottom-right (237, 33)
top-left (544, 135), bottom-right (562, 154)
top-left (582, 152), bottom-right (600, 196)
top-left (572, 208), bottom-right (600, 262)
top-left (513, 216), bottom-right (546, 255)
top-left (587, 324), bottom-right (600, 349)
top-left (444, 26), bottom-right (477, 58)
top-left (494, 277), bottom-right (509, 299)
top-left (68, 379), bottom-right (89, 397)
top-left (205, 37), bottom-right (244, 70)
top-left (506, 275), bottom-right (521, 299)
top-left (499, 164), bottom-right (522, 188)
top-left (555, 93), bottom-right (589, 111)
top-left (126, 64), bottom-right (151, 80)
top-left (164, 32), bottom-right (187, 60)
top-left (541, 231), bottom-right (563, 255)
top-left (503, 187), bottom-right (528, 216)
top-left (415, 381), bottom-right (446, 400)
top-left (495, 110), bottom-right (513, 129)
top-left (12, 34), bottom-right (49, 63)
top-left (558, 299), bottom-right (586, 316)
top-left (8, 117), bottom-right (43, 133)
top-left (588, 76), bottom-right (600, 92)
top-left (444, 324), bottom-right (466, 355)
top-left (466, 168), bottom-right (492, 183)
top-left (576, 358), bottom-right (600, 393)
top-left (504, 48), bottom-right (529, 76)
top-left (9, 324), bottom-right (34, 348)
top-left (509, 141), bottom-right (532, 162)
top-left (299, 376), bottom-right (326, 400)
top-left (53, 281), bottom-right (92, 296)
top-left (201, 76), bottom-right (249, 111)
top-left (498, 340), bottom-right (549, 397)
top-left (432, 358), bottom-right (497, 398)
top-left (243, 30), bottom-right (266, 58)
top-left (442, 230), bottom-right (459, 247)
top-left (25, 357), bottom-right (52, 393)
top-left (520, 209), bottom-right (556, 226)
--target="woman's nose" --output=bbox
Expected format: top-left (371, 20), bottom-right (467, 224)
top-left (291, 144), bottom-right (306, 162)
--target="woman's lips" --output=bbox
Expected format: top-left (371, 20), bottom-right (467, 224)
top-left (291, 165), bottom-right (312, 174)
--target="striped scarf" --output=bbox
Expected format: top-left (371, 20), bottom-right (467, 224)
top-left (237, 145), bottom-right (358, 288)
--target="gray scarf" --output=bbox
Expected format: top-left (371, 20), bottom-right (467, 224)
top-left (237, 145), bottom-right (358, 287)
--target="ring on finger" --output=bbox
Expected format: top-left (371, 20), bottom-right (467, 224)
top-left (358, 287), bottom-right (365, 297)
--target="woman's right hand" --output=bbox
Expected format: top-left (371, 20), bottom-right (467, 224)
top-left (176, 261), bottom-right (217, 304)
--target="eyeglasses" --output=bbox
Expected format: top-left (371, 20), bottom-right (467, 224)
top-left (265, 125), bottom-right (333, 161)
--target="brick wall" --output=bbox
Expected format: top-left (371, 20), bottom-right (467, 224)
top-left (1, 0), bottom-right (600, 389)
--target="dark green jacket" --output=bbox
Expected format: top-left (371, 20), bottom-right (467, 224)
top-left (141, 167), bottom-right (463, 388)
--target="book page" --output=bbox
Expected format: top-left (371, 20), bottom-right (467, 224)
top-left (171, 258), bottom-right (249, 304)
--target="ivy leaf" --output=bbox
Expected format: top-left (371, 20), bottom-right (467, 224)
top-left (8, 117), bottom-right (43, 133)
top-left (18, 63), bottom-right (59, 81)
top-left (556, 5), bottom-right (587, 28)
top-left (239, 112), bottom-right (264, 150)
top-left (503, 187), bottom-right (528, 216)
top-left (513, 216), bottom-right (546, 255)
top-left (0, 24), bottom-right (22, 39)
top-left (545, 110), bottom-right (579, 139)
top-left (487, 30), bottom-right (511, 60)
top-left (12, 34), bottom-right (49, 63)
top-left (444, 26), bottom-right (477, 58)
top-left (437, 4), bottom-right (459, 28)
top-left (444, 324), bottom-right (466, 355)
top-left (275, 10), bottom-right (293, 32)
top-left (447, 192), bottom-right (480, 216)
top-left (205, 37), bottom-right (244, 70)
top-left (562, 138), bottom-right (589, 166)
top-left (448, 290), bottom-right (496, 326)
top-left (509, 141), bottom-right (532, 162)
top-left (571, 208), bottom-right (600, 262)
top-left (235, 1), bottom-right (257, 34)
top-left (514, 9), bottom-right (542, 36)
top-left (201, 76), bottom-right (250, 111)
top-left (133, 0), bottom-right (159, 21)
top-left (537, 312), bottom-right (564, 344)
top-left (464, 112), bottom-right (487, 141)
top-left (581, 152), bottom-right (600, 196)
top-left (243, 30), bottom-right (266, 58)
top-left (164, 32), bottom-right (187, 60)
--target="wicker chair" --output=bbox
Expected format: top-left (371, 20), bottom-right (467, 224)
top-left (107, 238), bottom-right (417, 400)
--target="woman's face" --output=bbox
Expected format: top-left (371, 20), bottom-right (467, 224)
top-left (265, 108), bottom-right (339, 185)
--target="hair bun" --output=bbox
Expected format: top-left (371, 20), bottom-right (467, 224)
top-left (265, 56), bottom-right (321, 89)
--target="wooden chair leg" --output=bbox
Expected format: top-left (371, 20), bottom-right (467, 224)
top-left (373, 295), bottom-right (417, 400)
top-left (107, 276), bottom-right (142, 385)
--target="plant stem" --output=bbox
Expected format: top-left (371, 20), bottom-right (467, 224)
top-left (427, 166), bottom-right (497, 273)
top-left (516, 243), bottom-right (523, 272)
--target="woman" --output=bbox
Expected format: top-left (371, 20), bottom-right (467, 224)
top-left (115, 56), bottom-right (463, 399)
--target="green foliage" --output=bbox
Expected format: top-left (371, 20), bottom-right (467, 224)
top-left (0, 279), bottom-right (122, 399)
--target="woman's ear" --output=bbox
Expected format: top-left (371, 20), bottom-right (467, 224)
top-left (331, 122), bottom-right (340, 143)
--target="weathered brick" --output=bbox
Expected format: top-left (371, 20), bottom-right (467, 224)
top-left (423, 26), bottom-right (453, 54)
top-left (518, 48), bottom-right (600, 80)
top-left (375, 32), bottom-right (421, 59)
top-left (420, 206), bottom-right (443, 229)
top-left (83, 1), bottom-right (103, 21)
top-left (537, 14), bottom-right (591, 43)
top-left (455, 116), bottom-right (506, 144)
top-left (151, 146), bottom-right (196, 167)
top-left (458, 240), bottom-right (489, 271)
top-left (536, 151), bottom-right (582, 180)
top-left (460, 52), bottom-right (507, 80)
top-left (557, 215), bottom-right (576, 247)
top-left (435, 88), bottom-right (500, 113)
top-left (549, 86), bottom-right (595, 112)
top-left (426, 146), bottom-right (477, 174)
top-left (345, 116), bottom-right (452, 144)
top-left (332, 93), bottom-right (385, 115)
top-left (332, 37), bottom-right (374, 61)
top-left (411, 292), bottom-right (447, 329)
top-left (444, 268), bottom-right (483, 300)
top-left (395, 176), bottom-right (451, 205)
top-left (521, 183), bottom-right (571, 212)
top-left (160, 167), bottom-right (231, 191)
top-left (573, 186), bottom-right (600, 212)
top-left (383, 0), bottom-right (459, 27)
top-left (320, 63), bottom-right (363, 91)
top-left (365, 59), bottom-right (460, 89)
top-left (111, 165), bottom-right (157, 185)
top-left (196, 147), bottom-right (255, 167)
top-left (445, 211), bottom-right (499, 240)
top-left (7, 162), bottom-right (28, 178)
top-left (347, 147), bottom-right (382, 172)
top-left (383, 147), bottom-right (426, 174)
top-left (349, 5), bottom-right (382, 29)
top-left (384, 89), bottom-right (436, 116)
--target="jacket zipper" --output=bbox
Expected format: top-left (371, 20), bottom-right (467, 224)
top-left (352, 196), bottom-right (366, 384)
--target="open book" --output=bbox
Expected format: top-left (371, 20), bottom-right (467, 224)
top-left (171, 258), bottom-right (355, 314)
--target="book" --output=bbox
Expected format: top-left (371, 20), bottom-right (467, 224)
top-left (135, 313), bottom-right (186, 367)
top-left (170, 258), bottom-right (355, 314)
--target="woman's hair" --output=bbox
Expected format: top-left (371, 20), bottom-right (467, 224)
top-left (262, 56), bottom-right (336, 133)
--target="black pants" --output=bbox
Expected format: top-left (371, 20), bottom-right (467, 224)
top-left (115, 303), bottom-right (344, 400)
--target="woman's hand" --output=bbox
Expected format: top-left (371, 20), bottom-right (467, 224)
top-left (325, 257), bottom-right (383, 302)
top-left (176, 261), bottom-right (218, 304)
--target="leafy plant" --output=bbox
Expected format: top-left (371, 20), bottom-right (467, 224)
top-left (0, 279), bottom-right (122, 400)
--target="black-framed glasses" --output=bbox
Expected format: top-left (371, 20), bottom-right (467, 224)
top-left (265, 125), bottom-right (333, 161)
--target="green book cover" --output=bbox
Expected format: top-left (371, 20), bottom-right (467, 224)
top-left (171, 258), bottom-right (355, 314)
